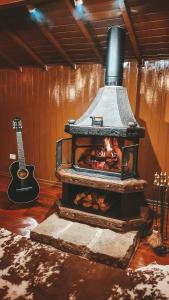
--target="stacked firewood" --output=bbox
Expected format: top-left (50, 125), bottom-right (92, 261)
top-left (73, 191), bottom-right (111, 213)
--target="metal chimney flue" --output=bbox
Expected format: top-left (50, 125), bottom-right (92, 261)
top-left (105, 26), bottom-right (125, 86)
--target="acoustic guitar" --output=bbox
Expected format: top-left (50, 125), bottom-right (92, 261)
top-left (7, 117), bottom-right (39, 204)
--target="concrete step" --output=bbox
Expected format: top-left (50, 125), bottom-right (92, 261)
top-left (31, 212), bottom-right (139, 268)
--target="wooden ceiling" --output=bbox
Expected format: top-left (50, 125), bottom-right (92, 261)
top-left (0, 0), bottom-right (168, 70)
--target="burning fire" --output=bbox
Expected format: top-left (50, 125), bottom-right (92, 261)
top-left (94, 137), bottom-right (120, 170)
top-left (104, 137), bottom-right (112, 152)
top-left (78, 137), bottom-right (122, 172)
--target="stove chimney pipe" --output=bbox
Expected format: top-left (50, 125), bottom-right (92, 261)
top-left (105, 26), bottom-right (125, 86)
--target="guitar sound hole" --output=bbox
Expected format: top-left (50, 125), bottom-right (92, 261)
top-left (17, 169), bottom-right (29, 179)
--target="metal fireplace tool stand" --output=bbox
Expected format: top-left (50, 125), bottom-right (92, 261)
top-left (149, 172), bottom-right (169, 255)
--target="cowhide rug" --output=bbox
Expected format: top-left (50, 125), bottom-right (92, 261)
top-left (0, 228), bottom-right (169, 300)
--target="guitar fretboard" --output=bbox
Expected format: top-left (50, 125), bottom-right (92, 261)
top-left (16, 131), bottom-right (26, 170)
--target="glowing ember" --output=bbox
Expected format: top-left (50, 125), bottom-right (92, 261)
top-left (77, 137), bottom-right (122, 172)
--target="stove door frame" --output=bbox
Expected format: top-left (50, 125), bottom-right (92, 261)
top-left (56, 136), bottom-right (139, 180)
top-left (72, 135), bottom-right (139, 179)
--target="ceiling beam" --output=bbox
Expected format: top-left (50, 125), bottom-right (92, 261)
top-left (26, 3), bottom-right (75, 68)
top-left (0, 0), bottom-right (23, 4)
top-left (118, 0), bottom-right (142, 64)
top-left (34, 22), bottom-right (75, 69)
top-left (5, 31), bottom-right (47, 70)
top-left (63, 0), bottom-right (102, 63)
top-left (0, 50), bottom-right (22, 71)
top-left (0, 0), bottom-right (24, 7)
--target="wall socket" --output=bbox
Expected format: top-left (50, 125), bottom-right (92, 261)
top-left (10, 154), bottom-right (16, 160)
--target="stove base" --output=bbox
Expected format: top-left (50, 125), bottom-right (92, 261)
top-left (56, 201), bottom-right (151, 233)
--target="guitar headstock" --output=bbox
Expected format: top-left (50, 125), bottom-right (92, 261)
top-left (13, 117), bottom-right (22, 131)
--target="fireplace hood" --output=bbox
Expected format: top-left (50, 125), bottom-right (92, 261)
top-left (65, 26), bottom-right (145, 138)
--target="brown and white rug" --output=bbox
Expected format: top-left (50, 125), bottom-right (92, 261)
top-left (0, 228), bottom-right (169, 300)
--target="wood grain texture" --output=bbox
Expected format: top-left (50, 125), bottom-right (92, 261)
top-left (0, 0), bottom-right (169, 66)
top-left (138, 60), bottom-right (169, 198)
top-left (0, 60), bottom-right (169, 200)
top-left (0, 62), bottom-right (136, 184)
top-left (0, 64), bottom-right (104, 184)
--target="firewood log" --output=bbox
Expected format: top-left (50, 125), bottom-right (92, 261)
top-left (82, 201), bottom-right (92, 207)
top-left (73, 192), bottom-right (85, 205)
top-left (93, 204), bottom-right (99, 210)
top-left (99, 202), bottom-right (111, 212)
top-left (97, 196), bottom-right (111, 212)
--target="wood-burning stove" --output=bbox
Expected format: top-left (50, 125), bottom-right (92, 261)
top-left (58, 135), bottom-right (139, 180)
top-left (56, 26), bottom-right (149, 232)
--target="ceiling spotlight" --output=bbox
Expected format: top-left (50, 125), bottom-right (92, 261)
top-left (73, 0), bottom-right (88, 21)
top-left (74, 0), bottom-right (83, 6)
top-left (27, 5), bottom-right (52, 27)
top-left (27, 4), bottom-right (35, 13)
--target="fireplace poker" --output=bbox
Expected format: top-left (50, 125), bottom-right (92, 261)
top-left (153, 172), bottom-right (159, 226)
top-left (164, 177), bottom-right (169, 240)
top-left (148, 173), bottom-right (161, 248)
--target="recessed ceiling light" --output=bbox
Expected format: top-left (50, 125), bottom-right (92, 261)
top-left (74, 0), bottom-right (83, 7)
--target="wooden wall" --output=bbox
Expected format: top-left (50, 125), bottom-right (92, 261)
top-left (138, 60), bottom-right (169, 198)
top-left (0, 64), bottom-right (104, 184)
top-left (0, 60), bottom-right (168, 199)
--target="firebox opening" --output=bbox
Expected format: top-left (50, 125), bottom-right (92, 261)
top-left (73, 136), bottom-right (138, 179)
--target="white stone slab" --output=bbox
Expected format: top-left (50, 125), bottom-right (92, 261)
top-left (87, 229), bottom-right (138, 267)
top-left (58, 222), bottom-right (99, 253)
top-left (89, 229), bottom-right (138, 259)
top-left (31, 213), bottom-right (139, 268)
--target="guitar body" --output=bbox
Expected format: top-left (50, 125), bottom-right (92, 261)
top-left (8, 161), bottom-right (39, 204)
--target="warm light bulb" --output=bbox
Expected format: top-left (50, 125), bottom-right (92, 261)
top-left (74, 0), bottom-right (83, 6)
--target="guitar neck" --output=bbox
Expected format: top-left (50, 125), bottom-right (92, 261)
top-left (16, 131), bottom-right (26, 170)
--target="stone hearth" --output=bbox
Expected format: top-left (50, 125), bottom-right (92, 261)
top-left (31, 213), bottom-right (139, 268)
top-left (57, 168), bottom-right (147, 193)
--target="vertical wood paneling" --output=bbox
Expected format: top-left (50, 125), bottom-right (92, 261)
top-left (123, 60), bottom-right (138, 113)
top-left (0, 60), bottom-right (168, 200)
top-left (138, 60), bottom-right (169, 198)
top-left (0, 64), bottom-right (104, 184)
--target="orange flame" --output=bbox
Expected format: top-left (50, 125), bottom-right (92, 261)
top-left (104, 137), bottom-right (112, 152)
